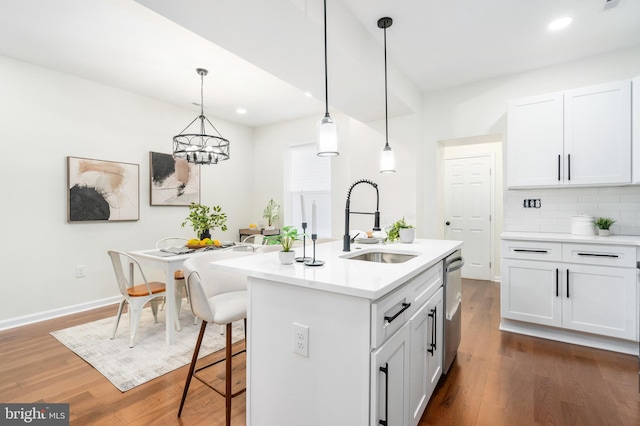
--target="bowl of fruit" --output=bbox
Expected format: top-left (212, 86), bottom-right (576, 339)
top-left (186, 238), bottom-right (222, 249)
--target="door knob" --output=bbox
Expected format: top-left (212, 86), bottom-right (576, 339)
top-left (445, 221), bottom-right (450, 226)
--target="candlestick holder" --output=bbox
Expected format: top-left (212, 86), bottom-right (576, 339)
top-left (295, 222), bottom-right (312, 262)
top-left (304, 233), bottom-right (325, 266)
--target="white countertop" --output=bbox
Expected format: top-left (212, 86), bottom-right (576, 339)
top-left (501, 231), bottom-right (640, 246)
top-left (211, 239), bottom-right (463, 300)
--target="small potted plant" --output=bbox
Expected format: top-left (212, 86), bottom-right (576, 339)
top-left (593, 217), bottom-right (615, 237)
top-left (263, 199), bottom-right (280, 230)
top-left (181, 202), bottom-right (228, 240)
top-left (265, 225), bottom-right (301, 264)
top-left (387, 217), bottom-right (415, 243)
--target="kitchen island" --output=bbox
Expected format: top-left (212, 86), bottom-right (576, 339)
top-left (212, 238), bottom-right (462, 426)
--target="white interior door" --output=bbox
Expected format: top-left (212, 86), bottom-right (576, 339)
top-left (444, 155), bottom-right (492, 280)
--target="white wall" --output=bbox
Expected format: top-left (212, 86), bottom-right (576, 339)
top-left (0, 55), bottom-right (254, 326)
top-left (419, 45), bottom-right (640, 239)
top-left (252, 112), bottom-right (420, 239)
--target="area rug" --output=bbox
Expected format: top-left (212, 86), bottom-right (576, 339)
top-left (50, 303), bottom-right (245, 392)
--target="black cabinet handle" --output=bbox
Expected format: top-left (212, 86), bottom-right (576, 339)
top-left (568, 154), bottom-right (571, 181)
top-left (566, 269), bottom-right (570, 298)
top-left (379, 363), bottom-right (388, 426)
top-left (384, 302), bottom-right (411, 324)
top-left (557, 154), bottom-right (561, 181)
top-left (428, 307), bottom-right (437, 356)
top-left (514, 249), bottom-right (548, 254)
top-left (555, 268), bottom-right (559, 297)
top-left (577, 253), bottom-right (619, 258)
top-left (445, 221), bottom-right (451, 226)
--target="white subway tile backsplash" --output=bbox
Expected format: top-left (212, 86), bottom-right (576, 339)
top-left (620, 194), bottom-right (640, 202)
top-left (503, 185), bottom-right (640, 235)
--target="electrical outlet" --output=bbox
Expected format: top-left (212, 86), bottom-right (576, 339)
top-left (75, 265), bottom-right (86, 278)
top-left (522, 199), bottom-right (542, 209)
top-left (293, 322), bottom-right (309, 357)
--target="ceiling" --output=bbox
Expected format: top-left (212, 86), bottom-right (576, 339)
top-left (0, 0), bottom-right (639, 128)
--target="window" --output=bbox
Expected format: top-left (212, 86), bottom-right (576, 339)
top-left (286, 143), bottom-right (331, 237)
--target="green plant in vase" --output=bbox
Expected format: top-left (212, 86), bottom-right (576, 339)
top-left (265, 225), bottom-right (301, 252)
top-left (181, 202), bottom-right (228, 240)
top-left (593, 217), bottom-right (615, 236)
top-left (263, 199), bottom-right (280, 229)
top-left (387, 217), bottom-right (415, 242)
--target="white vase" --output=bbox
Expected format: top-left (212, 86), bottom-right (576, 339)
top-left (598, 229), bottom-right (610, 237)
top-left (399, 228), bottom-right (416, 244)
top-left (278, 250), bottom-right (296, 265)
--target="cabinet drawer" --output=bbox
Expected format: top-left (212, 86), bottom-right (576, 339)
top-left (562, 244), bottom-right (637, 267)
top-left (371, 264), bottom-right (444, 349)
top-left (408, 262), bottom-right (443, 308)
top-left (371, 283), bottom-right (413, 350)
top-left (502, 240), bottom-right (562, 261)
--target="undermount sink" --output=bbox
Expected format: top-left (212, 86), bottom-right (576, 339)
top-left (344, 251), bottom-right (418, 264)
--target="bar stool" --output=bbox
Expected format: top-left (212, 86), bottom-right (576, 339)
top-left (177, 250), bottom-right (254, 425)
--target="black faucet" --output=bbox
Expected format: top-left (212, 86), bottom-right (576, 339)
top-left (343, 179), bottom-right (381, 252)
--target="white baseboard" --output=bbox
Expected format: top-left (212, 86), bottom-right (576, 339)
top-left (500, 318), bottom-right (639, 356)
top-left (0, 296), bottom-right (120, 331)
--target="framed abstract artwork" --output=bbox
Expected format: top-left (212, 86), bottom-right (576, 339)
top-left (149, 152), bottom-right (200, 206)
top-left (67, 156), bottom-right (140, 222)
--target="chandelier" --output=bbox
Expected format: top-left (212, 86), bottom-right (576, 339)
top-left (173, 68), bottom-right (230, 165)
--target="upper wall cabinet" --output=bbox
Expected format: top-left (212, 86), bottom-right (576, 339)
top-left (507, 80), bottom-right (632, 188)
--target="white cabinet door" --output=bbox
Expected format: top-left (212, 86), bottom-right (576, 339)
top-left (408, 287), bottom-right (443, 426)
top-left (564, 80), bottom-right (632, 185)
top-left (371, 322), bottom-right (410, 426)
top-left (563, 264), bottom-right (637, 340)
top-left (501, 259), bottom-right (562, 327)
top-left (632, 76), bottom-right (640, 184)
top-left (426, 288), bottom-right (443, 395)
top-left (507, 92), bottom-right (564, 187)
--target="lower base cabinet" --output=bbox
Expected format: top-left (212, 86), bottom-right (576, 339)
top-left (409, 288), bottom-right (443, 426)
top-left (371, 287), bottom-right (444, 426)
top-left (501, 238), bottom-right (638, 349)
top-left (371, 322), bottom-right (411, 426)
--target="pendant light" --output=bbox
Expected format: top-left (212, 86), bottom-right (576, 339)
top-left (317, 0), bottom-right (339, 157)
top-left (173, 68), bottom-right (230, 165)
top-left (378, 17), bottom-right (396, 173)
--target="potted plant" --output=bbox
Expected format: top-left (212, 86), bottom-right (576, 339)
top-left (263, 199), bottom-right (280, 230)
top-left (387, 217), bottom-right (415, 243)
top-left (265, 225), bottom-right (301, 264)
top-left (593, 217), bottom-right (615, 237)
top-left (181, 202), bottom-right (228, 240)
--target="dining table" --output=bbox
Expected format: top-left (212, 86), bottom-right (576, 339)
top-left (128, 243), bottom-right (258, 345)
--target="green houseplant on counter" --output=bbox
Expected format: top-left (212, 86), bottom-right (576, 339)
top-left (263, 199), bottom-right (280, 230)
top-left (265, 225), bottom-right (302, 264)
top-left (387, 217), bottom-right (415, 243)
top-left (593, 217), bottom-right (615, 237)
top-left (181, 202), bottom-right (228, 240)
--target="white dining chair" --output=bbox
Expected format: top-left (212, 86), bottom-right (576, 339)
top-left (107, 250), bottom-right (180, 348)
top-left (177, 250), bottom-right (254, 425)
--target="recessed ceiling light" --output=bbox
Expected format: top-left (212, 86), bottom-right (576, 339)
top-left (236, 108), bottom-right (247, 114)
top-left (548, 16), bottom-right (572, 31)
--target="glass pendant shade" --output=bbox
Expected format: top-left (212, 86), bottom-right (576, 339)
top-left (317, 0), bottom-right (339, 157)
top-left (317, 114), bottom-right (339, 157)
top-left (380, 143), bottom-right (396, 173)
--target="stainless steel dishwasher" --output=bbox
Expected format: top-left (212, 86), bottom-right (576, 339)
top-left (443, 250), bottom-right (464, 375)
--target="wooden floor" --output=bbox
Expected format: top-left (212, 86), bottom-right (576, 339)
top-left (1, 280), bottom-right (638, 425)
